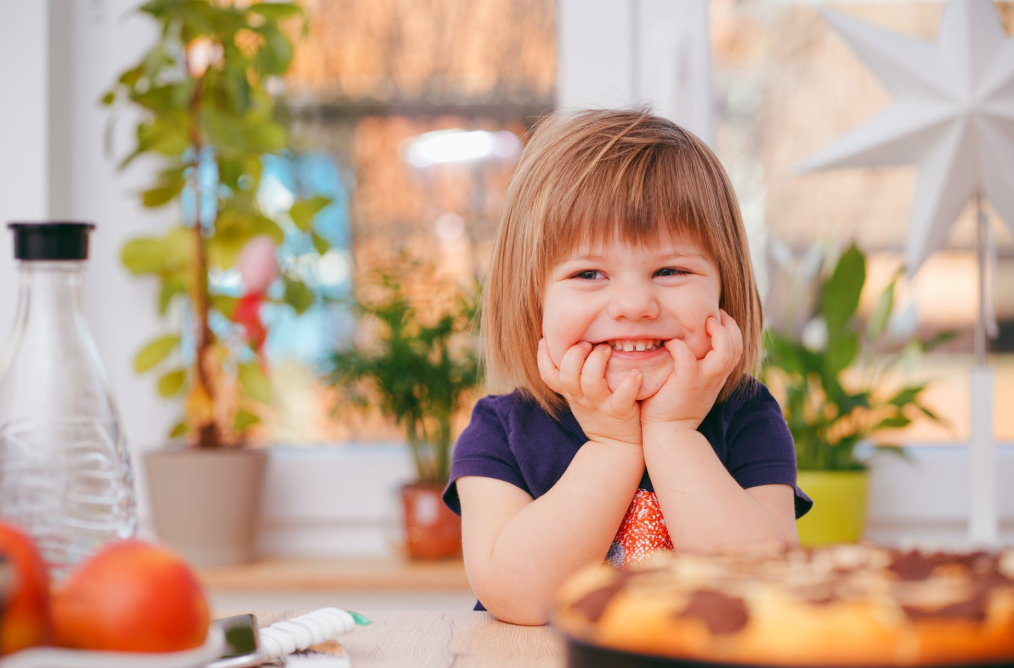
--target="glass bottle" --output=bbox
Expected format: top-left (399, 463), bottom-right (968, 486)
top-left (0, 222), bottom-right (136, 580)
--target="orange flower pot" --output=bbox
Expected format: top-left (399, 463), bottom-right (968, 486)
top-left (400, 483), bottom-right (462, 560)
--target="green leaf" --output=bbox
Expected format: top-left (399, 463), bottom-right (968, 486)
top-left (888, 383), bottom-right (928, 408)
top-left (141, 43), bottom-right (171, 81)
top-left (168, 421), bottom-right (188, 439)
top-left (208, 231), bottom-right (250, 270)
top-left (117, 64), bottom-right (144, 88)
top-left (134, 113), bottom-right (190, 157)
top-left (233, 408), bottom-right (261, 432)
top-left (824, 330), bottom-right (859, 377)
top-left (135, 334), bottom-right (181, 373)
top-left (283, 276), bottom-right (313, 315)
top-left (219, 158), bottom-right (245, 189)
top-left (866, 272), bottom-right (897, 341)
top-left (822, 244), bottom-right (865, 332)
top-left (122, 237), bottom-right (169, 274)
top-left (159, 280), bottom-right (186, 314)
top-left (208, 208), bottom-right (267, 269)
top-left (289, 195), bottom-right (332, 232)
top-left (921, 330), bottom-right (959, 352)
top-left (245, 120), bottom-right (287, 152)
top-left (874, 415), bottom-right (912, 430)
top-left (122, 226), bottom-right (194, 275)
top-left (212, 294), bottom-right (239, 318)
top-left (157, 369), bottom-right (187, 397)
top-left (238, 362), bottom-right (273, 404)
top-left (203, 106), bottom-right (247, 155)
top-left (312, 232), bottom-right (330, 255)
top-left (254, 24), bottom-right (294, 76)
top-left (180, 1), bottom-right (216, 38)
top-left (133, 84), bottom-right (193, 115)
top-left (222, 50), bottom-right (254, 115)
top-left (139, 0), bottom-right (182, 19)
top-left (141, 181), bottom-right (185, 208)
top-left (249, 3), bottom-right (304, 21)
top-left (101, 91), bottom-right (116, 106)
top-left (250, 214), bottom-right (285, 245)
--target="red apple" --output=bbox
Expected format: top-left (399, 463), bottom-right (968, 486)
top-left (0, 521), bottom-right (54, 655)
top-left (52, 539), bottom-right (209, 652)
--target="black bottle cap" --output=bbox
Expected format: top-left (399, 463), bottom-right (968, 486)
top-left (7, 222), bottom-right (96, 261)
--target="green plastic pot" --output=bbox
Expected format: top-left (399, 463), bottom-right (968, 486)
top-left (795, 470), bottom-right (869, 547)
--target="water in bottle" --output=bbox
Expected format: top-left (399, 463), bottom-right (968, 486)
top-left (0, 222), bottom-right (136, 580)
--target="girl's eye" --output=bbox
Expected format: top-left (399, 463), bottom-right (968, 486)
top-left (656, 267), bottom-right (690, 277)
top-left (572, 270), bottom-right (602, 280)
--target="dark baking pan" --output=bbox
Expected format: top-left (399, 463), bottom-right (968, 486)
top-left (566, 638), bottom-right (1014, 668)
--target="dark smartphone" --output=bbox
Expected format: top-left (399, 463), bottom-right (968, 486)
top-left (207, 614), bottom-right (268, 668)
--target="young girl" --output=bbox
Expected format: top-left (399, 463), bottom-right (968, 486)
top-left (442, 108), bottom-right (812, 626)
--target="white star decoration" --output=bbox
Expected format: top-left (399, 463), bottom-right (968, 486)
top-left (797, 0), bottom-right (1014, 275)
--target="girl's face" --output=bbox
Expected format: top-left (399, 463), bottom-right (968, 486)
top-left (542, 234), bottom-right (722, 401)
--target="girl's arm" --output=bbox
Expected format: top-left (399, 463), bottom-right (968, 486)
top-left (457, 438), bottom-right (643, 626)
top-left (642, 424), bottom-right (789, 554)
top-left (639, 312), bottom-right (795, 554)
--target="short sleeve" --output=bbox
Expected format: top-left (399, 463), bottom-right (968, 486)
top-left (726, 382), bottom-right (813, 519)
top-left (442, 396), bottom-right (530, 516)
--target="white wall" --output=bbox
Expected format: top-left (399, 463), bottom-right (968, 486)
top-left (557, 0), bottom-right (714, 146)
top-left (13, 0), bottom-right (179, 527)
top-left (0, 2), bottom-right (49, 336)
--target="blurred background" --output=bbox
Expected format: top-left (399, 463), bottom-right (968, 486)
top-left (0, 0), bottom-right (1011, 610)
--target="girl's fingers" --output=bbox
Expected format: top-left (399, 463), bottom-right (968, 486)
top-left (664, 337), bottom-right (698, 379)
top-left (579, 344), bottom-right (612, 401)
top-left (701, 315), bottom-right (734, 377)
top-left (558, 341), bottom-right (593, 397)
top-left (722, 309), bottom-right (745, 367)
top-left (536, 338), bottom-right (565, 394)
top-left (702, 312), bottom-right (744, 379)
top-left (609, 368), bottom-right (642, 409)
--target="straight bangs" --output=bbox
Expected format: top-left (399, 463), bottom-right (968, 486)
top-left (483, 108), bottom-right (764, 419)
top-left (539, 137), bottom-right (724, 274)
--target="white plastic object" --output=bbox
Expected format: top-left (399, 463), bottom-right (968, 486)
top-left (258, 608), bottom-right (357, 660)
top-left (0, 622), bottom-right (224, 668)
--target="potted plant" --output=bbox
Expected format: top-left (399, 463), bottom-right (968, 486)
top-left (330, 258), bottom-right (482, 560)
top-left (762, 243), bottom-right (955, 547)
top-left (103, 0), bottom-right (331, 565)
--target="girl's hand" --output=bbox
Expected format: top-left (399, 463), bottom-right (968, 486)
top-left (537, 338), bottom-right (643, 447)
top-left (640, 310), bottom-right (744, 431)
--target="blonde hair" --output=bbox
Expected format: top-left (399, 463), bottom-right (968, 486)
top-left (482, 107), bottom-right (763, 418)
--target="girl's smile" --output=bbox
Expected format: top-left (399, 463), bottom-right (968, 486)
top-left (601, 340), bottom-right (668, 360)
top-left (542, 235), bottom-right (722, 400)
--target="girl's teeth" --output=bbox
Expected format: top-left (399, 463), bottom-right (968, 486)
top-left (610, 340), bottom-right (660, 352)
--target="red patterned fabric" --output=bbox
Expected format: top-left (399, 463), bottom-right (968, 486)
top-left (606, 488), bottom-right (674, 569)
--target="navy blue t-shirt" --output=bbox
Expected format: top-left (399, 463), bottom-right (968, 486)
top-left (442, 376), bottom-right (812, 610)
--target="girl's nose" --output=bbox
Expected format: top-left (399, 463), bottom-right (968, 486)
top-left (607, 287), bottom-right (660, 321)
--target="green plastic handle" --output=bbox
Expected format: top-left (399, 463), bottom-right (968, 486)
top-left (348, 610), bottom-right (372, 626)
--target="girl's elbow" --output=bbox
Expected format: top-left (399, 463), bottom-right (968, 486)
top-left (475, 587), bottom-right (551, 626)
top-left (486, 604), bottom-right (550, 626)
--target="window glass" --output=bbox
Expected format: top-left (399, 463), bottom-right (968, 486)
top-left (253, 0), bottom-right (556, 445)
top-left (711, 0), bottom-right (1014, 443)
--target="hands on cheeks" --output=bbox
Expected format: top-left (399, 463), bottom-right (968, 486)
top-left (537, 339), bottom-right (643, 447)
top-left (640, 309), bottom-right (744, 431)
